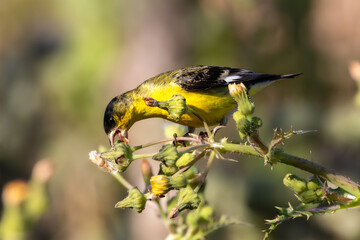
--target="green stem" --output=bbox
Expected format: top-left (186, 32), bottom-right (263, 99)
top-left (195, 150), bottom-right (216, 192)
top-left (206, 150), bottom-right (216, 172)
top-left (217, 142), bottom-right (360, 197)
top-left (178, 144), bottom-right (210, 155)
top-left (248, 131), bottom-right (268, 154)
top-left (132, 153), bottom-right (157, 160)
top-left (155, 199), bottom-right (168, 221)
top-left (112, 172), bottom-right (134, 190)
top-left (132, 137), bottom-right (202, 151)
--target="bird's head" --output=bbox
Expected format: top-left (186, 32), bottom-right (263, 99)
top-left (103, 95), bottom-right (131, 147)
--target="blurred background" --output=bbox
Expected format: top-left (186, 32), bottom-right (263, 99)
top-left (1, 0), bottom-right (360, 239)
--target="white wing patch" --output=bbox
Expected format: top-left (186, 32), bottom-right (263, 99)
top-left (223, 75), bottom-right (241, 83)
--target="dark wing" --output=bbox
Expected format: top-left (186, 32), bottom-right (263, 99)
top-left (173, 65), bottom-right (300, 91)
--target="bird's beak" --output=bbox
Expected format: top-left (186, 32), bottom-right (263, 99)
top-left (108, 128), bottom-right (129, 147)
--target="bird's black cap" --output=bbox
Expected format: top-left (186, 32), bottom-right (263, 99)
top-left (103, 97), bottom-right (118, 135)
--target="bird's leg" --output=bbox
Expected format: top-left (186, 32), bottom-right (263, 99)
top-left (219, 116), bottom-right (228, 126)
top-left (187, 107), bottom-right (212, 136)
top-left (184, 126), bottom-right (196, 137)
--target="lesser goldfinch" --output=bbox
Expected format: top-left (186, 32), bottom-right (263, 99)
top-left (104, 65), bottom-right (301, 145)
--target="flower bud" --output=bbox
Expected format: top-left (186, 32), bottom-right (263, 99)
top-left (101, 141), bottom-right (133, 160)
top-left (182, 166), bottom-right (199, 180)
top-left (169, 174), bottom-right (188, 189)
top-left (141, 159), bottom-right (153, 187)
top-left (150, 174), bottom-right (188, 196)
top-left (169, 185), bottom-right (200, 219)
top-left (158, 94), bottom-right (188, 120)
top-left (31, 159), bottom-right (54, 183)
top-left (349, 61), bottom-right (360, 83)
top-left (233, 113), bottom-right (252, 140)
top-left (284, 174), bottom-right (327, 204)
top-left (299, 190), bottom-right (319, 203)
top-left (152, 144), bottom-right (179, 167)
top-left (228, 83), bottom-right (255, 115)
top-left (229, 83), bottom-right (263, 139)
top-left (100, 142), bottom-right (134, 172)
top-left (150, 175), bottom-right (170, 196)
top-left (176, 152), bottom-right (196, 169)
top-left (159, 163), bottom-right (178, 176)
top-left (307, 177), bottom-right (322, 191)
top-left (233, 112), bottom-right (263, 140)
top-left (2, 180), bottom-right (28, 207)
top-left (186, 211), bottom-right (201, 227)
top-left (283, 174), bottom-right (307, 195)
top-left (115, 187), bottom-right (146, 213)
top-left (199, 205), bottom-right (214, 221)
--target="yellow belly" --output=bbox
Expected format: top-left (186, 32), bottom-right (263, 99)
top-left (134, 83), bottom-right (237, 127)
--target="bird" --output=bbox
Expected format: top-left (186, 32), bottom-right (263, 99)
top-left (104, 65), bottom-right (301, 146)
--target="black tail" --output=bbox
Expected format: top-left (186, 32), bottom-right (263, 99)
top-left (280, 73), bottom-right (303, 79)
top-left (247, 72), bottom-right (302, 85)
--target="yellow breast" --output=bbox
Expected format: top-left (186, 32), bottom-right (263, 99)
top-left (132, 83), bottom-right (236, 128)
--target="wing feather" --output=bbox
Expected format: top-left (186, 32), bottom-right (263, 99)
top-left (173, 66), bottom-right (265, 90)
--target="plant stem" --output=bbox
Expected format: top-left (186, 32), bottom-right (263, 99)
top-left (178, 144), bottom-right (210, 155)
top-left (155, 199), bottom-right (168, 221)
top-left (218, 142), bottom-right (360, 197)
top-left (133, 153), bottom-right (157, 160)
top-left (112, 172), bottom-right (134, 190)
top-left (132, 137), bottom-right (203, 151)
top-left (195, 150), bottom-right (216, 192)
